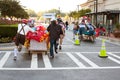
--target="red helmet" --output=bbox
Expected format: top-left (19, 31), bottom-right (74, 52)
top-left (22, 19), bottom-right (28, 24)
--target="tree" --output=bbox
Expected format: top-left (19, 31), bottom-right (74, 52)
top-left (26, 9), bottom-right (37, 17)
top-left (37, 11), bottom-right (44, 17)
top-left (78, 9), bottom-right (91, 17)
top-left (69, 9), bottom-right (91, 19)
top-left (0, 0), bottom-right (29, 19)
top-left (69, 11), bottom-right (78, 19)
top-left (64, 15), bottom-right (70, 21)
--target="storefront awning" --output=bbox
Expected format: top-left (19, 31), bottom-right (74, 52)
top-left (86, 10), bottom-right (120, 15)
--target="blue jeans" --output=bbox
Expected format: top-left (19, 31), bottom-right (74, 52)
top-left (50, 39), bottom-right (57, 56)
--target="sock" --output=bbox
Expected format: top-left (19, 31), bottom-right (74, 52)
top-left (14, 48), bottom-right (18, 57)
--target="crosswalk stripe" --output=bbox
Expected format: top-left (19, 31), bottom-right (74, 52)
top-left (108, 56), bottom-right (120, 64)
top-left (1, 51), bottom-right (120, 70)
top-left (1, 66), bottom-right (120, 70)
top-left (76, 52), bottom-right (99, 67)
top-left (42, 53), bottom-right (52, 68)
top-left (0, 52), bottom-right (11, 68)
top-left (108, 52), bottom-right (120, 59)
top-left (31, 54), bottom-right (38, 68)
top-left (66, 52), bottom-right (86, 67)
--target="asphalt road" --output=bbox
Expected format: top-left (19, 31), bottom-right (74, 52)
top-left (0, 30), bottom-right (120, 80)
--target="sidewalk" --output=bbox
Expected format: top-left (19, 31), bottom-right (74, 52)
top-left (0, 42), bottom-right (15, 51)
top-left (99, 34), bottom-right (120, 44)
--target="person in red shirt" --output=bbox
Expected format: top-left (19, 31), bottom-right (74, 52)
top-left (99, 26), bottom-right (106, 36)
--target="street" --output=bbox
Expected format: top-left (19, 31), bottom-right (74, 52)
top-left (0, 30), bottom-right (120, 80)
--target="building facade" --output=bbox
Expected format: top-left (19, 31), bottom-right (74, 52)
top-left (80, 0), bottom-right (120, 30)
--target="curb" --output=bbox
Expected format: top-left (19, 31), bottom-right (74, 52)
top-left (98, 36), bottom-right (120, 44)
top-left (0, 46), bottom-right (15, 51)
top-left (97, 37), bottom-right (120, 46)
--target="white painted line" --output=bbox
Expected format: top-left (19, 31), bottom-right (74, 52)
top-left (0, 52), bottom-right (11, 68)
top-left (42, 53), bottom-right (52, 68)
top-left (0, 51), bottom-right (13, 53)
top-left (0, 66), bottom-right (120, 70)
top-left (0, 46), bottom-right (14, 50)
top-left (0, 51), bottom-right (120, 54)
top-left (108, 52), bottom-right (120, 59)
top-left (108, 56), bottom-right (120, 64)
top-left (66, 52), bottom-right (86, 67)
top-left (54, 52), bottom-right (120, 54)
top-left (31, 54), bottom-right (38, 68)
top-left (76, 52), bottom-right (99, 67)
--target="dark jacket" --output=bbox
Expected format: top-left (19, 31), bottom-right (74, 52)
top-left (47, 23), bottom-right (63, 40)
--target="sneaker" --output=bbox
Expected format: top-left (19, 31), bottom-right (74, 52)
top-left (13, 56), bottom-right (17, 61)
top-left (18, 45), bottom-right (22, 52)
top-left (50, 55), bottom-right (54, 59)
top-left (55, 49), bottom-right (58, 54)
top-left (59, 46), bottom-right (62, 50)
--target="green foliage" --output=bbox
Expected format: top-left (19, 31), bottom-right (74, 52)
top-left (0, 37), bottom-right (12, 43)
top-left (0, 0), bottom-right (29, 19)
top-left (26, 9), bottom-right (37, 17)
top-left (0, 25), bottom-right (17, 38)
top-left (115, 23), bottom-right (120, 30)
top-left (69, 9), bottom-right (91, 19)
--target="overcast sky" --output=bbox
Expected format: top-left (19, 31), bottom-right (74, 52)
top-left (19, 0), bottom-right (87, 13)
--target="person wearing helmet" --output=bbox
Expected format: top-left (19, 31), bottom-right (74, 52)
top-left (13, 19), bottom-right (34, 60)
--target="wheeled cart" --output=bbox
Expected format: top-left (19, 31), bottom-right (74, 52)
top-left (28, 39), bottom-right (48, 54)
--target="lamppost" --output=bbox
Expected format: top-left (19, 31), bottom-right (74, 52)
top-left (77, 5), bottom-right (79, 12)
top-left (58, 7), bottom-right (61, 15)
top-left (94, 0), bottom-right (98, 27)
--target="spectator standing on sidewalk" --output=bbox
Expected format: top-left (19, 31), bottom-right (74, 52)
top-left (47, 19), bottom-right (63, 58)
top-left (13, 19), bottom-right (34, 60)
top-left (107, 25), bottom-right (112, 37)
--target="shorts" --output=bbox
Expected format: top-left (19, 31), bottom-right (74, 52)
top-left (15, 33), bottom-right (25, 46)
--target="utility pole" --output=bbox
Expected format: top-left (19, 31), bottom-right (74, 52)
top-left (58, 7), bottom-right (61, 15)
top-left (77, 5), bottom-right (79, 12)
top-left (95, 0), bottom-right (98, 27)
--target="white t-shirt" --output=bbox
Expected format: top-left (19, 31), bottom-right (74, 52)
top-left (17, 23), bottom-right (34, 35)
top-left (79, 24), bottom-right (86, 28)
top-left (86, 24), bottom-right (94, 30)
